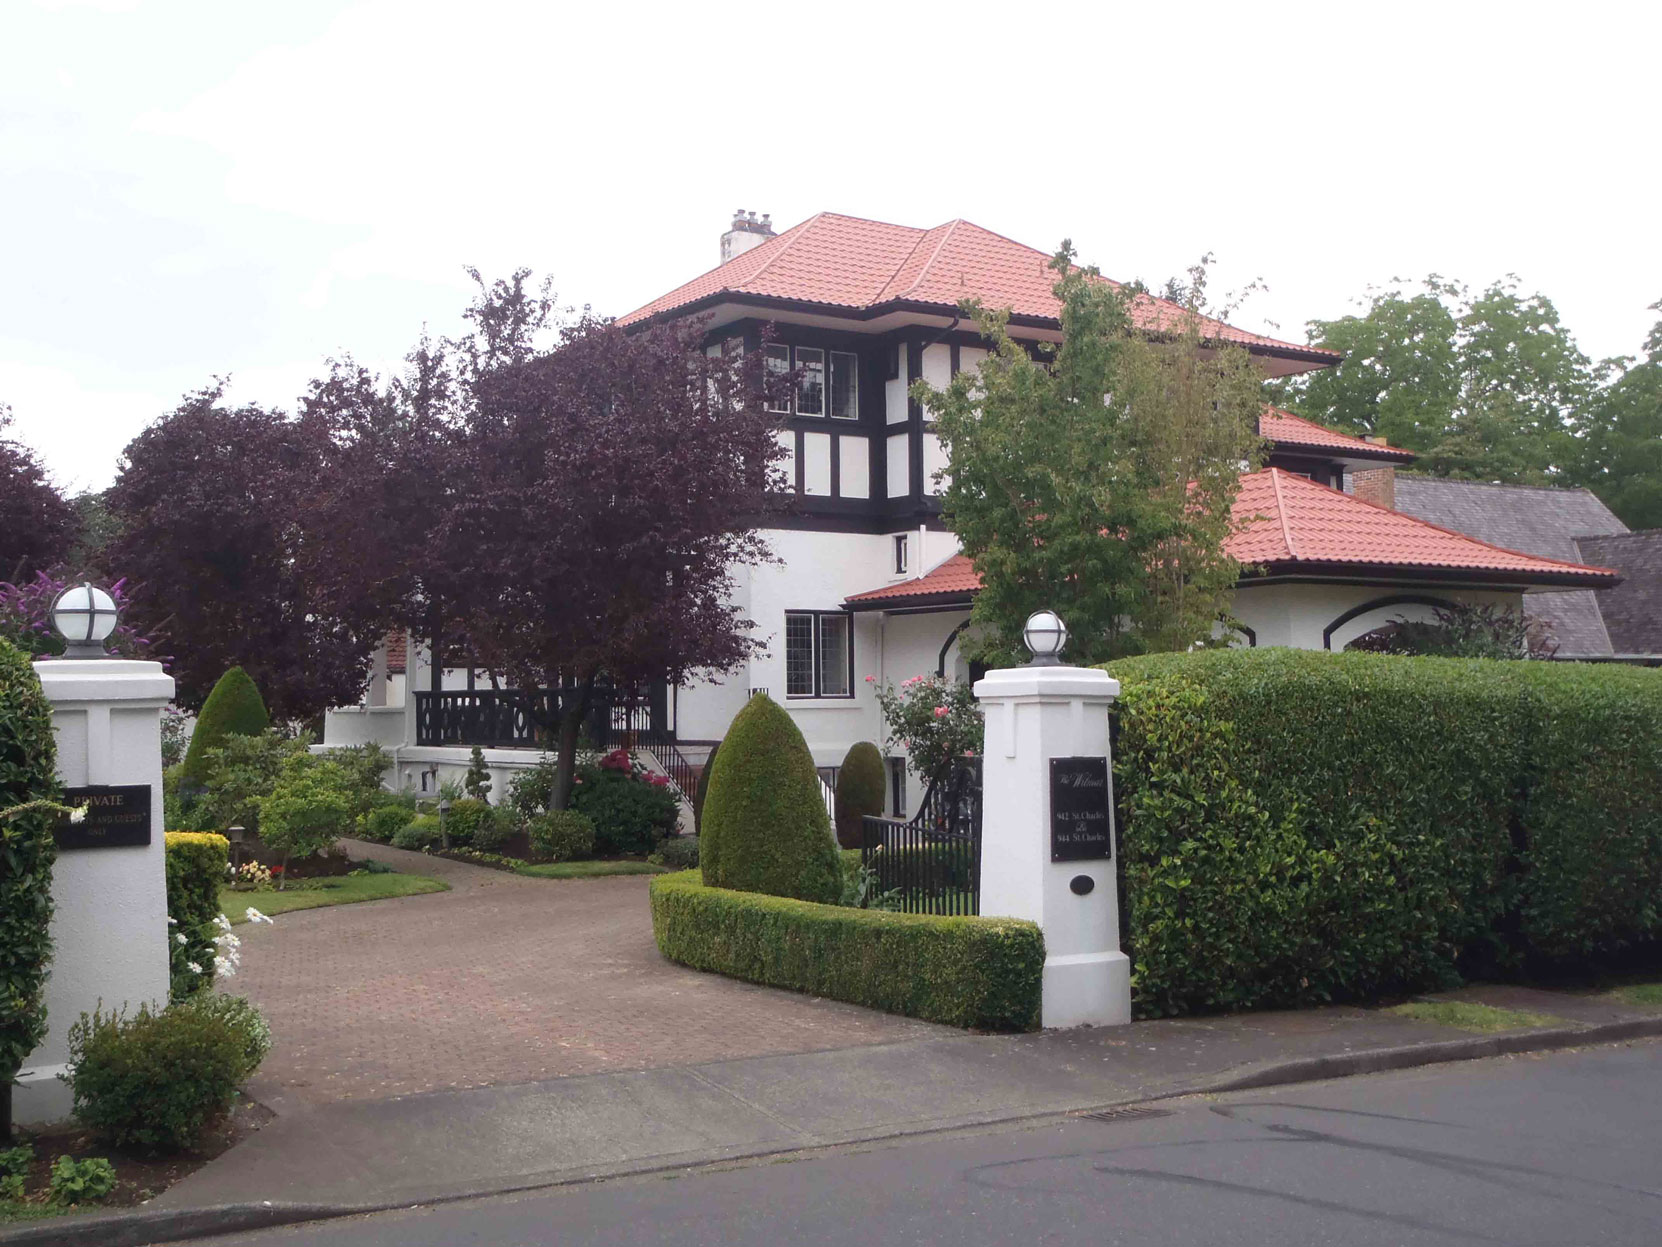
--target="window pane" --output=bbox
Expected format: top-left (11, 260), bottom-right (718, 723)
top-left (785, 613), bottom-right (815, 696)
top-left (830, 351), bottom-right (858, 419)
top-left (894, 534), bottom-right (908, 574)
top-left (765, 344), bottom-right (791, 414)
top-left (796, 347), bottom-right (825, 416)
top-left (818, 614), bottom-right (850, 697)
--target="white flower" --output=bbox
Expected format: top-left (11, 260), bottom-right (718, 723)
top-left (213, 913), bottom-right (233, 933)
top-left (68, 806), bottom-right (87, 825)
top-left (245, 907), bottom-right (274, 925)
top-left (167, 916), bottom-right (178, 926)
top-left (214, 956), bottom-right (236, 977)
top-left (185, 961), bottom-right (202, 974)
top-left (175, 932), bottom-right (188, 945)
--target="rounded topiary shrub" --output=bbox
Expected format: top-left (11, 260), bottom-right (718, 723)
top-left (180, 667), bottom-right (269, 787)
top-left (0, 637), bottom-right (60, 1129)
top-left (834, 741), bottom-right (886, 849)
top-left (363, 804), bottom-right (416, 843)
top-left (693, 737), bottom-right (721, 837)
top-left (528, 809), bottom-right (596, 862)
top-left (391, 815), bottom-right (441, 851)
top-left (700, 694), bottom-right (842, 904)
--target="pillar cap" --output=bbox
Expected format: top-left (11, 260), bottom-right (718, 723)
top-left (973, 664), bottom-right (1120, 701)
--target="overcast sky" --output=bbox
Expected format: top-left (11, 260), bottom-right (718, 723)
top-left (4, 0), bottom-right (1658, 492)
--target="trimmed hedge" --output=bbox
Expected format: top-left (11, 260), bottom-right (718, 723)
top-left (180, 667), bottom-right (268, 787)
top-left (700, 694), bottom-right (842, 903)
top-left (527, 809), bottom-right (595, 862)
top-left (1107, 648), bottom-right (1662, 1018)
top-left (834, 742), bottom-right (886, 849)
top-left (164, 832), bottom-right (229, 999)
top-left (650, 869), bottom-right (1043, 1030)
top-left (693, 737), bottom-right (720, 837)
top-left (0, 637), bottom-right (60, 1115)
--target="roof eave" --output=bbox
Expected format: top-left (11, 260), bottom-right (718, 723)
top-left (1240, 561), bottom-right (1622, 590)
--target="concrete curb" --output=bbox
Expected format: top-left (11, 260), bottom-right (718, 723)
top-left (10, 1016), bottom-right (1662, 1247)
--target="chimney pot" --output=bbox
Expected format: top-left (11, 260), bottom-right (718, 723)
top-left (720, 207), bottom-right (778, 264)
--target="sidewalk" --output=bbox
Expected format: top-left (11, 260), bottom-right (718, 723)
top-left (13, 984), bottom-right (1661, 1246)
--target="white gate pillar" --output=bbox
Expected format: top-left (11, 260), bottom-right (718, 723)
top-left (974, 661), bottom-right (1130, 1028)
top-left (14, 657), bottom-right (174, 1125)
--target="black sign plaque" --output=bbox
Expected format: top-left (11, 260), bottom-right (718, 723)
top-left (54, 784), bottom-right (153, 850)
top-left (1049, 757), bottom-right (1112, 862)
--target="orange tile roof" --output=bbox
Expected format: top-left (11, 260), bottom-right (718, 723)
top-left (1260, 407), bottom-right (1416, 461)
top-left (619, 212), bottom-right (1339, 362)
top-left (845, 471), bottom-right (1618, 608)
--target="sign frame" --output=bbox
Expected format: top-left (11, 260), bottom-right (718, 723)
top-left (1049, 756), bottom-right (1113, 863)
top-left (54, 783), bottom-right (153, 850)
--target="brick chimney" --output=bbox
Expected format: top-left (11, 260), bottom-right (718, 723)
top-left (1350, 436), bottom-right (1397, 509)
top-left (721, 209), bottom-right (775, 264)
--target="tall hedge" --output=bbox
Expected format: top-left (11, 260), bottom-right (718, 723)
top-left (164, 832), bottom-right (229, 999)
top-left (0, 638), bottom-right (60, 1132)
top-left (693, 737), bottom-right (720, 838)
top-left (834, 741), bottom-right (886, 849)
top-left (180, 667), bottom-right (269, 787)
top-left (1107, 648), bottom-right (1662, 1017)
top-left (700, 694), bottom-right (842, 904)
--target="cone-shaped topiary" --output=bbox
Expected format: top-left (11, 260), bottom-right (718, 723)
top-left (700, 694), bottom-right (841, 903)
top-left (693, 736), bottom-right (721, 838)
top-left (834, 741), bottom-right (886, 849)
top-left (180, 666), bottom-right (270, 786)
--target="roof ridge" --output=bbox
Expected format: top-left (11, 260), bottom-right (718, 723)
top-left (1580, 526), bottom-right (1662, 539)
top-left (740, 212), bottom-right (825, 288)
top-left (891, 219), bottom-right (967, 301)
top-left (1268, 467), bottom-right (1297, 560)
top-left (1284, 470), bottom-right (1623, 576)
top-left (1395, 473), bottom-right (1603, 496)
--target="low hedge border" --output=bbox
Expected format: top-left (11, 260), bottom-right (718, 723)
top-left (164, 832), bottom-right (230, 999)
top-left (649, 868), bottom-right (1043, 1031)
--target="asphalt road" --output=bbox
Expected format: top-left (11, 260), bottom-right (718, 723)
top-left (179, 1040), bottom-right (1662, 1247)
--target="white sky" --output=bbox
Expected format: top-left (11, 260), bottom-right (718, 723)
top-left (4, 0), bottom-right (1658, 492)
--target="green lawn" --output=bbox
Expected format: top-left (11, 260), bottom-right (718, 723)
top-left (1605, 982), bottom-right (1662, 1007)
top-left (219, 873), bottom-right (448, 923)
top-left (1386, 1001), bottom-right (1563, 1033)
top-left (0, 1202), bottom-right (71, 1226)
top-left (513, 859), bottom-right (666, 879)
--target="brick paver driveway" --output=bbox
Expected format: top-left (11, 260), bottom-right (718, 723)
top-left (232, 841), bottom-right (942, 1113)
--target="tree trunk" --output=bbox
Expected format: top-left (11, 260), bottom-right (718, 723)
top-left (1, 1080), bottom-right (12, 1143)
top-left (549, 673), bottom-right (598, 811)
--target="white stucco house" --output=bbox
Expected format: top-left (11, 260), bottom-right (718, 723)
top-left (322, 210), bottom-right (1620, 815)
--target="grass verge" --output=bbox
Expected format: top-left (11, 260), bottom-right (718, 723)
top-left (219, 873), bottom-right (448, 923)
top-left (1604, 982), bottom-right (1662, 1007)
top-left (514, 859), bottom-right (666, 879)
top-left (1386, 1001), bottom-right (1563, 1033)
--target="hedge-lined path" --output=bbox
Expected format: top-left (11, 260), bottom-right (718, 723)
top-left (230, 839), bottom-right (943, 1114)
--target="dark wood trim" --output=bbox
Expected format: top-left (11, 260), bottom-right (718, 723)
top-left (1231, 622), bottom-right (1257, 647)
top-left (907, 341), bottom-right (925, 502)
top-left (1242, 563), bottom-right (1617, 590)
top-left (936, 616), bottom-right (972, 676)
top-left (1320, 594), bottom-right (1459, 651)
top-left (829, 430), bottom-right (841, 499)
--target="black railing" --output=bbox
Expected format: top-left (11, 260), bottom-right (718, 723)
top-left (861, 759), bottom-right (982, 916)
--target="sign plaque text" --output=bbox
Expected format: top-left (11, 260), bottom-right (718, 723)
top-left (1049, 756), bottom-right (1112, 862)
top-left (54, 784), bottom-right (152, 850)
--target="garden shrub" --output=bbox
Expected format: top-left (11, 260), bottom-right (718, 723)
top-left (163, 832), bottom-right (229, 998)
top-left (700, 694), bottom-right (842, 904)
top-left (440, 798), bottom-right (493, 846)
top-left (179, 666), bottom-right (269, 787)
top-left (180, 991), bottom-right (273, 1077)
top-left (256, 770), bottom-right (351, 871)
top-left (507, 755), bottom-right (559, 822)
top-left (527, 809), bottom-right (596, 862)
top-left (1106, 648), bottom-right (1662, 1018)
top-left (651, 869), bottom-right (1042, 1030)
top-left (363, 803), bottom-right (416, 843)
top-left (833, 741), bottom-right (886, 849)
top-left (67, 993), bottom-right (271, 1152)
top-left (651, 836), bottom-right (699, 870)
top-left (0, 637), bottom-right (59, 1129)
top-left (48, 1155), bottom-right (116, 1205)
top-left (570, 766), bottom-right (678, 855)
top-left (471, 804), bottom-right (518, 852)
top-left (185, 731), bottom-right (310, 834)
top-left (392, 814), bottom-right (442, 851)
top-left (464, 745), bottom-right (492, 801)
top-left (693, 737), bottom-right (720, 836)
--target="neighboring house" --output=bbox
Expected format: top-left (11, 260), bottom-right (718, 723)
top-left (323, 210), bottom-right (1620, 810)
top-left (1392, 474), bottom-right (1662, 663)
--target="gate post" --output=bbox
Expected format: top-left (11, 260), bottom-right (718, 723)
top-left (974, 637), bottom-right (1129, 1028)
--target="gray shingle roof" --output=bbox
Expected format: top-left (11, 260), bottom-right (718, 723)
top-left (1390, 475), bottom-right (1662, 657)
top-left (1574, 531), bottom-right (1662, 656)
top-left (1393, 475), bottom-right (1628, 562)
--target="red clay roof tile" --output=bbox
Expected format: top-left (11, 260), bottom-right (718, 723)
top-left (1260, 407), bottom-right (1416, 460)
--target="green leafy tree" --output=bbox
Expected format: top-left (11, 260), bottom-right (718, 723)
top-left (1575, 300), bottom-right (1662, 528)
top-left (923, 249), bottom-right (1265, 665)
top-left (1273, 277), bottom-right (1603, 482)
top-left (256, 769), bottom-right (353, 884)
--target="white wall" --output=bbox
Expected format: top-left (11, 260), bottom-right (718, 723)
top-left (1230, 583), bottom-right (1524, 651)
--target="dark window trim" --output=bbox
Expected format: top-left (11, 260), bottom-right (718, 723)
top-left (783, 608), bottom-right (856, 699)
top-left (894, 533), bottom-right (909, 575)
top-left (828, 349), bottom-right (859, 420)
top-left (1321, 594), bottom-right (1459, 651)
top-left (887, 756), bottom-right (908, 817)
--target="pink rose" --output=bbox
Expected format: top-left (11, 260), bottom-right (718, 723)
top-left (864, 674), bottom-right (876, 684)
top-left (934, 705), bottom-right (950, 718)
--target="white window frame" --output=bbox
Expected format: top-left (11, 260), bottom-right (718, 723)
top-left (893, 534), bottom-right (909, 575)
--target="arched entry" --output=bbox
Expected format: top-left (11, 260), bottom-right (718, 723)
top-left (1322, 594), bottom-right (1459, 651)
